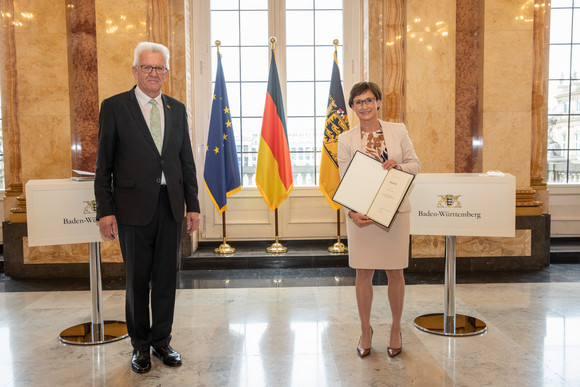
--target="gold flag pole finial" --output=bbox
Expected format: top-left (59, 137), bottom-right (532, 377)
top-left (215, 40), bottom-right (221, 52)
top-left (269, 36), bottom-right (277, 50)
top-left (333, 39), bottom-right (339, 50)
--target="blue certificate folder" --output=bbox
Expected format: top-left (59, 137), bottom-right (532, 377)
top-left (332, 151), bottom-right (415, 228)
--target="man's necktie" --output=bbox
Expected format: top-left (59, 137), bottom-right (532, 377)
top-left (149, 99), bottom-right (162, 152)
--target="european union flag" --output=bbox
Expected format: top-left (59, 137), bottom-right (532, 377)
top-left (204, 51), bottom-right (241, 213)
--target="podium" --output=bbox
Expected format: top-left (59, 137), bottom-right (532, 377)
top-left (26, 179), bottom-right (128, 345)
top-left (409, 173), bottom-right (515, 336)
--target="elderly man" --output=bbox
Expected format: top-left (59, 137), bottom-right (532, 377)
top-left (94, 42), bottom-right (200, 373)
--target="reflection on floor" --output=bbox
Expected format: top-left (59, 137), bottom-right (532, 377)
top-left (1, 264), bottom-right (580, 386)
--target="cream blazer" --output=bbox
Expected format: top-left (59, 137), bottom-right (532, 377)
top-left (337, 120), bottom-right (420, 213)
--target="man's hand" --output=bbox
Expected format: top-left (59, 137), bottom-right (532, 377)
top-left (186, 212), bottom-right (200, 235)
top-left (98, 215), bottom-right (118, 241)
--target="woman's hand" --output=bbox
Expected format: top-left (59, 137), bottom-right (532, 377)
top-left (349, 211), bottom-right (373, 227)
top-left (381, 160), bottom-right (400, 170)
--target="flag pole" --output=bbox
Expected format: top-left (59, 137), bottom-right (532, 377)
top-left (328, 209), bottom-right (348, 254)
top-left (263, 36), bottom-right (288, 254)
top-left (205, 39), bottom-right (239, 255)
top-left (320, 39), bottom-right (348, 254)
top-left (211, 40), bottom-right (234, 255)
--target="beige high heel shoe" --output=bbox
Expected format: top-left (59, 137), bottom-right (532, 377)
top-left (357, 326), bottom-right (373, 358)
top-left (387, 332), bottom-right (402, 358)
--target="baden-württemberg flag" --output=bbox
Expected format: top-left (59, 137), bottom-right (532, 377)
top-left (255, 49), bottom-right (293, 211)
top-left (204, 51), bottom-right (241, 214)
top-left (319, 49), bottom-right (349, 210)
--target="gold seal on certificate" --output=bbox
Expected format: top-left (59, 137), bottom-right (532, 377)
top-left (332, 151), bottom-right (415, 228)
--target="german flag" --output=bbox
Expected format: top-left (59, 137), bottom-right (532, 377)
top-left (255, 49), bottom-right (293, 210)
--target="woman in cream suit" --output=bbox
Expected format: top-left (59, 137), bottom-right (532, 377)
top-left (337, 81), bottom-right (420, 358)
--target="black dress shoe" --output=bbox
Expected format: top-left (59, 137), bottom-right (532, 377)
top-left (152, 345), bottom-right (182, 367)
top-left (131, 350), bottom-right (151, 373)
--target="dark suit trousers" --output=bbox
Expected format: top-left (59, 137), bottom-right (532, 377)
top-left (118, 186), bottom-right (181, 351)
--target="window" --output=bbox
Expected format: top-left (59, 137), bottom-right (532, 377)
top-left (548, 1), bottom-right (580, 183)
top-left (209, 0), bottom-right (344, 187)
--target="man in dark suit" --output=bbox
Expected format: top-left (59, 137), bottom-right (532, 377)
top-left (94, 42), bottom-right (200, 374)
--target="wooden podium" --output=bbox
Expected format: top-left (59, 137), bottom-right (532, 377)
top-left (409, 173), bottom-right (515, 336)
top-left (26, 179), bottom-right (128, 345)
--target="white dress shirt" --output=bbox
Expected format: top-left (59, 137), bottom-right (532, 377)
top-left (134, 86), bottom-right (166, 185)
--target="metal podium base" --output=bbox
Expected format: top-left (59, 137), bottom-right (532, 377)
top-left (59, 321), bottom-right (129, 345)
top-left (414, 313), bottom-right (487, 337)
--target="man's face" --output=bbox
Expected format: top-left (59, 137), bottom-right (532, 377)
top-left (132, 51), bottom-right (167, 98)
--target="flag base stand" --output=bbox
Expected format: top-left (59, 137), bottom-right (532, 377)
top-left (267, 237), bottom-right (287, 254)
top-left (214, 238), bottom-right (235, 255)
top-left (328, 236), bottom-right (348, 254)
top-left (328, 211), bottom-right (347, 254)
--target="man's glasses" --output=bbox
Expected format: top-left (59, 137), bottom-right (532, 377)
top-left (353, 97), bottom-right (377, 106)
top-left (137, 65), bottom-right (168, 74)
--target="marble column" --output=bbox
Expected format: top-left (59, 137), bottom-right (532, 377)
top-left (480, 0), bottom-right (538, 216)
top-left (167, 0), bottom-right (186, 104)
top-left (66, 0), bottom-right (99, 175)
top-left (367, 0), bottom-right (406, 122)
top-left (0, 0), bottom-right (25, 223)
top-left (530, 0), bottom-right (550, 213)
top-left (455, 0), bottom-right (483, 173)
top-left (148, 0), bottom-right (170, 95)
top-left (147, 0), bottom-right (192, 255)
top-left (148, 0), bottom-right (169, 44)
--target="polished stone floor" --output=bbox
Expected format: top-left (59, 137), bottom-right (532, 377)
top-left (1, 265), bottom-right (580, 386)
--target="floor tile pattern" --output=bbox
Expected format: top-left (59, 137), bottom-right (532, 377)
top-left (1, 265), bottom-right (580, 386)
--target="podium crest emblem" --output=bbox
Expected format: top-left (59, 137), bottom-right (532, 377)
top-left (83, 200), bottom-right (97, 214)
top-left (437, 194), bottom-right (462, 208)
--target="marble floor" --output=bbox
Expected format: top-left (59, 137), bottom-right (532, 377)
top-left (1, 266), bottom-right (580, 386)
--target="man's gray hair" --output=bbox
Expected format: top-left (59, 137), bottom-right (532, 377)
top-left (133, 42), bottom-right (170, 69)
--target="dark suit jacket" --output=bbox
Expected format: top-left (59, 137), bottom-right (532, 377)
top-left (94, 86), bottom-right (200, 225)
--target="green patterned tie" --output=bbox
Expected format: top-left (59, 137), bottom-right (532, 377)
top-left (149, 99), bottom-right (162, 152)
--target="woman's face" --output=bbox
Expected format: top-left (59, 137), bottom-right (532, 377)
top-left (352, 89), bottom-right (381, 122)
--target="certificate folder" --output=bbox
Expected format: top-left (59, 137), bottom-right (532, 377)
top-left (332, 151), bottom-right (415, 228)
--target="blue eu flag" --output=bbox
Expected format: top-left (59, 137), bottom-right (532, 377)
top-left (203, 51), bottom-right (241, 213)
